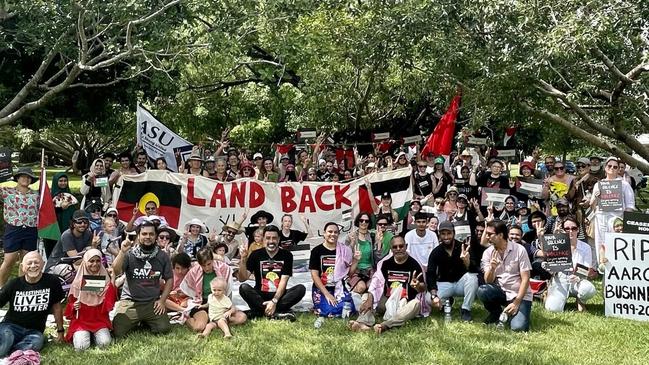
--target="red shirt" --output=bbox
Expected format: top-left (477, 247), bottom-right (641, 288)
top-left (64, 283), bottom-right (117, 341)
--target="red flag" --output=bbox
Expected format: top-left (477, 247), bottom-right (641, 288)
top-left (421, 94), bottom-right (461, 157)
top-left (504, 126), bottom-right (516, 146)
top-left (38, 168), bottom-right (61, 241)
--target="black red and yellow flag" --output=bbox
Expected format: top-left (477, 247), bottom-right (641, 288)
top-left (116, 180), bottom-right (182, 228)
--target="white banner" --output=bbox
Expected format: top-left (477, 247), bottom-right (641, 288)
top-left (113, 168), bottom-right (413, 238)
top-left (136, 104), bottom-right (193, 172)
top-left (604, 232), bottom-right (649, 321)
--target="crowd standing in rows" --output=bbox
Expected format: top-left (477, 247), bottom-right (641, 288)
top-left (0, 130), bottom-right (642, 357)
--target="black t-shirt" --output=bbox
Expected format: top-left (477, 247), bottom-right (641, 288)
top-left (279, 229), bottom-right (308, 249)
top-left (309, 244), bottom-right (337, 288)
top-left (413, 173), bottom-right (433, 197)
top-left (455, 182), bottom-right (479, 200)
top-left (476, 173), bottom-right (509, 189)
top-left (468, 237), bottom-right (487, 274)
top-left (426, 242), bottom-right (468, 291)
top-left (0, 274), bottom-right (64, 332)
top-left (246, 248), bottom-right (293, 293)
top-left (379, 256), bottom-right (422, 301)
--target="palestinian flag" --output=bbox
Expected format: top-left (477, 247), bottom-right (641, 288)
top-left (115, 177), bottom-right (182, 228)
top-left (38, 168), bottom-right (61, 241)
top-left (357, 168), bottom-right (413, 222)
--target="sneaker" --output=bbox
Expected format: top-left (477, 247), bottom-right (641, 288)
top-left (483, 313), bottom-right (499, 325)
top-left (274, 312), bottom-right (297, 322)
top-left (314, 316), bottom-right (325, 329)
top-left (460, 309), bottom-right (472, 322)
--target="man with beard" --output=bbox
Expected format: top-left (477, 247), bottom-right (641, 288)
top-left (237, 225), bottom-right (306, 321)
top-left (351, 236), bottom-right (428, 334)
top-left (112, 222), bottom-right (173, 338)
top-left (426, 221), bottom-right (477, 321)
top-left (477, 221), bottom-right (533, 331)
top-left (549, 198), bottom-right (573, 235)
top-left (0, 252), bottom-right (65, 356)
top-left (46, 210), bottom-right (99, 276)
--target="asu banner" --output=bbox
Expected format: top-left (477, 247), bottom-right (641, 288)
top-left (112, 168), bottom-right (413, 237)
top-left (136, 104), bottom-right (193, 172)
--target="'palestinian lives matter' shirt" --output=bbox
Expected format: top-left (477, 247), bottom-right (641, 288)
top-left (309, 244), bottom-right (337, 288)
top-left (246, 248), bottom-right (293, 293)
top-left (380, 256), bottom-right (422, 301)
top-left (0, 274), bottom-right (64, 332)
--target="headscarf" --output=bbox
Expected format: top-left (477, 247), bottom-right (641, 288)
top-left (70, 249), bottom-right (110, 306)
top-left (51, 172), bottom-right (76, 231)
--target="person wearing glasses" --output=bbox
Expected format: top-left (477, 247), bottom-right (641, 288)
top-left (544, 217), bottom-right (597, 312)
top-left (350, 236), bottom-right (429, 334)
top-left (125, 200), bottom-right (169, 232)
top-left (590, 157), bottom-right (635, 263)
top-left (542, 160), bottom-right (574, 218)
top-left (45, 210), bottom-right (101, 283)
top-left (476, 159), bottom-right (509, 190)
top-left (568, 157), bottom-right (599, 237)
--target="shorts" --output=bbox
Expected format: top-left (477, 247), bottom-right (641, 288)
top-left (2, 224), bottom-right (37, 253)
top-left (347, 269), bottom-right (373, 289)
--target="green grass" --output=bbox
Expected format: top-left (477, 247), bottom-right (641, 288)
top-left (0, 166), bottom-right (83, 193)
top-left (40, 281), bottom-right (649, 365)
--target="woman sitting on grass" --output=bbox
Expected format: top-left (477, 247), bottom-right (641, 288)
top-left (64, 249), bottom-right (116, 351)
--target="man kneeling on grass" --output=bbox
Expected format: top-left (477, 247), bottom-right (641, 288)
top-left (349, 236), bottom-right (429, 334)
top-left (112, 222), bottom-right (173, 338)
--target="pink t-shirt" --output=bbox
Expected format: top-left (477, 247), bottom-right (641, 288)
top-left (481, 241), bottom-right (533, 301)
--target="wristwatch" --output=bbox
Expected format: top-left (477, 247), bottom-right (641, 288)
top-left (271, 298), bottom-right (278, 304)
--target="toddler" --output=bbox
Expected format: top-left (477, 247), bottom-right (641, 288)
top-left (199, 278), bottom-right (235, 338)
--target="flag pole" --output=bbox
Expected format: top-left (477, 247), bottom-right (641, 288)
top-left (41, 148), bottom-right (45, 169)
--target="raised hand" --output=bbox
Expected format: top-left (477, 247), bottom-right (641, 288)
top-left (489, 250), bottom-right (501, 270)
top-left (239, 246), bottom-right (248, 260)
top-left (532, 219), bottom-right (545, 233)
top-left (91, 231), bottom-right (101, 248)
top-left (121, 238), bottom-right (133, 253)
top-left (132, 207), bottom-right (139, 216)
top-left (353, 248), bottom-right (362, 262)
top-left (409, 271), bottom-right (423, 289)
top-left (460, 240), bottom-right (471, 262)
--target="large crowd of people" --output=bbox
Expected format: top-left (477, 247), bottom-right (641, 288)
top-left (0, 131), bottom-right (644, 359)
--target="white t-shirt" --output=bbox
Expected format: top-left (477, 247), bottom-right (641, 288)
top-left (404, 229), bottom-right (439, 266)
top-left (572, 240), bottom-right (593, 269)
top-left (590, 178), bottom-right (635, 212)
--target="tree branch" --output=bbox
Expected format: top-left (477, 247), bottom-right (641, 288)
top-left (591, 47), bottom-right (634, 84)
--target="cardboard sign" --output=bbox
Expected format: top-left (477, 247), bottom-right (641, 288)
top-left (454, 221), bottom-right (471, 242)
top-left (95, 176), bottom-right (109, 188)
top-left (517, 178), bottom-right (544, 199)
top-left (574, 263), bottom-right (590, 279)
top-left (541, 233), bottom-right (572, 272)
top-left (402, 135), bottom-right (422, 144)
top-left (0, 147), bottom-right (12, 183)
top-left (371, 132), bottom-right (390, 141)
top-left (480, 188), bottom-right (511, 207)
top-left (598, 180), bottom-right (623, 212)
top-left (81, 275), bottom-right (107, 292)
top-left (495, 149), bottom-right (517, 161)
top-left (604, 233), bottom-right (649, 321)
top-left (467, 137), bottom-right (488, 146)
top-left (297, 129), bottom-right (317, 141)
top-left (623, 211), bottom-right (649, 234)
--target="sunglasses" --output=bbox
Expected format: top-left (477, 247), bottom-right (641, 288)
top-left (563, 227), bottom-right (579, 232)
top-left (391, 244), bottom-right (405, 250)
top-left (448, 192), bottom-right (458, 196)
top-left (377, 223), bottom-right (388, 227)
top-left (606, 165), bottom-right (619, 169)
top-left (554, 166), bottom-right (564, 170)
top-left (145, 207), bottom-right (156, 211)
top-left (73, 219), bottom-right (89, 224)
top-left (359, 219), bottom-right (370, 223)
top-left (577, 164), bottom-right (587, 168)
top-left (158, 235), bottom-right (170, 240)
top-left (106, 214), bottom-right (117, 218)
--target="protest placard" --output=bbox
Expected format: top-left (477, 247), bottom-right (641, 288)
top-left (623, 211), bottom-right (649, 235)
top-left (541, 233), bottom-right (572, 272)
top-left (371, 132), bottom-right (390, 141)
top-left (81, 275), bottom-right (107, 292)
top-left (453, 221), bottom-right (471, 242)
top-left (0, 147), bottom-right (12, 183)
top-left (480, 188), bottom-right (511, 207)
top-left (598, 180), bottom-right (623, 212)
top-left (402, 135), bottom-right (422, 144)
top-left (467, 136), bottom-right (488, 146)
top-left (517, 178), bottom-right (544, 199)
top-left (604, 232), bottom-right (649, 321)
top-left (297, 128), bottom-right (317, 141)
top-left (495, 149), bottom-right (517, 161)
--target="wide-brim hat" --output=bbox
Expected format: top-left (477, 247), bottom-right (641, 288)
top-left (158, 226), bottom-right (178, 241)
top-left (528, 210), bottom-right (547, 228)
top-left (251, 210), bottom-right (274, 224)
top-left (184, 218), bottom-right (207, 233)
top-left (223, 221), bottom-right (244, 234)
top-left (13, 167), bottom-right (38, 183)
top-left (519, 161), bottom-right (535, 173)
top-left (187, 154), bottom-right (203, 162)
top-left (445, 186), bottom-right (459, 197)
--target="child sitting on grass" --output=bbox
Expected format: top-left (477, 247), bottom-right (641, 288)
top-left (198, 277), bottom-right (242, 339)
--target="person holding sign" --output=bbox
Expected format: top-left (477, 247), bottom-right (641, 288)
top-left (590, 157), bottom-right (635, 263)
top-left (477, 221), bottom-right (533, 331)
top-left (544, 217), bottom-right (597, 313)
top-left (426, 222), bottom-right (477, 322)
top-left (64, 249), bottom-right (117, 351)
top-left (80, 158), bottom-right (111, 211)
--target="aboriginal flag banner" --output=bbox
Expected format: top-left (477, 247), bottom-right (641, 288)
top-left (115, 175), bottom-right (182, 228)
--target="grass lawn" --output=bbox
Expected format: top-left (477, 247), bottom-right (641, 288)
top-left (0, 166), bottom-right (83, 192)
top-left (39, 280), bottom-right (649, 365)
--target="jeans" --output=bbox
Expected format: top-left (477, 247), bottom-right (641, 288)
top-left (239, 283), bottom-right (306, 318)
top-left (72, 328), bottom-right (112, 351)
top-left (437, 272), bottom-right (479, 311)
top-left (545, 273), bottom-right (597, 312)
top-left (0, 323), bottom-right (45, 357)
top-left (477, 283), bottom-right (532, 332)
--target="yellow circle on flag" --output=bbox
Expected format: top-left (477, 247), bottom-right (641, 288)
top-left (138, 192), bottom-right (160, 214)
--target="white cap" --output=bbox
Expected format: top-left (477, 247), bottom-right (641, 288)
top-left (253, 153), bottom-right (263, 160)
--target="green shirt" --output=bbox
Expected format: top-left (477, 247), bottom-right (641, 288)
top-left (381, 231), bottom-right (395, 257)
top-left (202, 271), bottom-right (217, 302)
top-left (357, 239), bottom-right (373, 270)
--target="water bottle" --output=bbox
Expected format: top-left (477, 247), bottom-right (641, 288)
top-left (444, 298), bottom-right (452, 323)
top-left (314, 316), bottom-right (325, 329)
top-left (342, 301), bottom-right (352, 319)
top-left (496, 312), bottom-right (508, 331)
